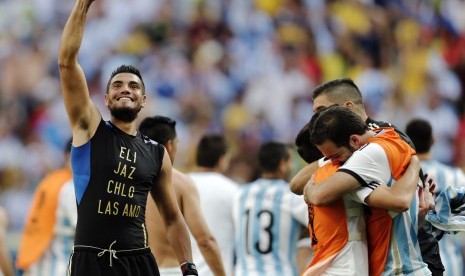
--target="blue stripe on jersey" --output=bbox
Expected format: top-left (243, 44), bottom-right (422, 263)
top-left (271, 186), bottom-right (283, 275)
top-left (288, 213), bottom-right (299, 276)
top-left (238, 186), bottom-right (252, 276)
top-left (71, 142), bottom-right (91, 204)
top-left (437, 169), bottom-right (446, 192)
top-left (252, 186), bottom-right (267, 275)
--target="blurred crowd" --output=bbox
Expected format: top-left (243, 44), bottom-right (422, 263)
top-left (1, 0), bottom-right (465, 237)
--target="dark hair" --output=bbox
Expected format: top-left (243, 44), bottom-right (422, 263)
top-left (313, 78), bottom-right (363, 106)
top-left (196, 135), bottom-right (227, 168)
top-left (310, 106), bottom-right (368, 147)
top-left (105, 65), bottom-right (145, 94)
top-left (295, 117), bottom-right (323, 163)
top-left (258, 141), bottom-right (291, 173)
top-left (405, 118), bottom-right (433, 154)
top-left (139, 116), bottom-right (177, 145)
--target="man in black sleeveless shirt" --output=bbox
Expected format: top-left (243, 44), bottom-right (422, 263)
top-left (291, 78), bottom-right (444, 275)
top-left (58, 0), bottom-right (197, 275)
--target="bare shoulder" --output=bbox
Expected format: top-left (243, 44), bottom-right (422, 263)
top-left (172, 169), bottom-right (198, 195)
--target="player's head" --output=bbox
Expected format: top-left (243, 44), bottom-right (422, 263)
top-left (196, 135), bottom-right (228, 172)
top-left (310, 106), bottom-right (368, 165)
top-left (405, 118), bottom-right (434, 154)
top-left (258, 141), bottom-right (293, 180)
top-left (312, 78), bottom-right (366, 120)
top-left (139, 115), bottom-right (178, 163)
top-left (105, 65), bottom-right (146, 123)
top-left (295, 116), bottom-right (323, 164)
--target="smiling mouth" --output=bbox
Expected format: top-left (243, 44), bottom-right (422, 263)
top-left (117, 97), bottom-right (133, 101)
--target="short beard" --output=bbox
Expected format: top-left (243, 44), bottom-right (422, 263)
top-left (109, 107), bottom-right (140, 123)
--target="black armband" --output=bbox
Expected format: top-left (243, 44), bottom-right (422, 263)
top-left (181, 262), bottom-right (198, 276)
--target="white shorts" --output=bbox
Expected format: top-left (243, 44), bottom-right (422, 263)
top-left (159, 266), bottom-right (182, 276)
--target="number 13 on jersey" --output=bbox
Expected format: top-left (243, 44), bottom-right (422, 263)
top-left (243, 209), bottom-right (274, 255)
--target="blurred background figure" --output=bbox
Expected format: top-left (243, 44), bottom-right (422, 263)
top-left (139, 116), bottom-right (225, 276)
top-left (16, 139), bottom-right (75, 276)
top-left (406, 118), bottom-right (465, 276)
top-left (0, 206), bottom-right (14, 276)
top-left (232, 141), bottom-right (309, 276)
top-left (189, 135), bottom-right (238, 276)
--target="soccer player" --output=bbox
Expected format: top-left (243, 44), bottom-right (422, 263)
top-left (406, 118), bottom-right (465, 276)
top-left (17, 139), bottom-right (75, 276)
top-left (232, 141), bottom-right (308, 276)
top-left (189, 135), bottom-right (238, 276)
top-left (296, 113), bottom-right (420, 275)
top-left (139, 115), bottom-right (225, 276)
top-left (291, 78), bottom-right (444, 275)
top-left (58, 0), bottom-right (196, 275)
top-left (304, 106), bottom-right (431, 275)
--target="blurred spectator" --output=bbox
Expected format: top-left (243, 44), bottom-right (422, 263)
top-left (406, 118), bottom-right (465, 276)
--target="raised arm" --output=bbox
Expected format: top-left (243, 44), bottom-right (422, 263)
top-left (364, 155), bottom-right (420, 212)
top-left (150, 149), bottom-right (193, 267)
top-left (58, 0), bottom-right (100, 145)
top-left (290, 161), bottom-right (319, 195)
top-left (179, 174), bottom-right (225, 276)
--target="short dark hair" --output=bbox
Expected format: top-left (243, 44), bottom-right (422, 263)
top-left (310, 106), bottom-right (368, 147)
top-left (196, 135), bottom-right (227, 168)
top-left (258, 141), bottom-right (291, 173)
top-left (139, 115), bottom-right (177, 145)
top-left (295, 117), bottom-right (323, 163)
top-left (105, 65), bottom-right (145, 94)
top-left (405, 118), bottom-right (433, 154)
top-left (313, 78), bottom-right (363, 105)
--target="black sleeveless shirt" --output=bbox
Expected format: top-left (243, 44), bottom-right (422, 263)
top-left (71, 119), bottom-right (164, 250)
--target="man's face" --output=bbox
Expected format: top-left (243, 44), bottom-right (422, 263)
top-left (283, 149), bottom-right (295, 180)
top-left (316, 140), bottom-right (354, 166)
top-left (105, 73), bottom-right (146, 122)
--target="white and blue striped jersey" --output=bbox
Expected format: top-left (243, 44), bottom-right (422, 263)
top-left (421, 159), bottom-right (465, 276)
top-left (341, 143), bottom-right (431, 276)
top-left (28, 180), bottom-right (76, 276)
top-left (232, 178), bottom-right (308, 276)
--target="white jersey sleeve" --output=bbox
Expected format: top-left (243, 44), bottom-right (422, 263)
top-left (289, 194), bottom-right (308, 225)
top-left (338, 143), bottom-right (391, 204)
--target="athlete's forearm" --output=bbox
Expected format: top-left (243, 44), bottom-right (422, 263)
top-left (197, 236), bottom-right (226, 276)
top-left (290, 162), bottom-right (318, 195)
top-left (165, 218), bottom-right (193, 264)
top-left (391, 155), bottom-right (420, 208)
top-left (58, 0), bottom-right (93, 67)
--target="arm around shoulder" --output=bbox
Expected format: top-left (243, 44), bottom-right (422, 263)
top-left (291, 162), bottom-right (318, 195)
top-left (304, 171), bottom-right (361, 206)
top-left (364, 155), bottom-right (420, 212)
